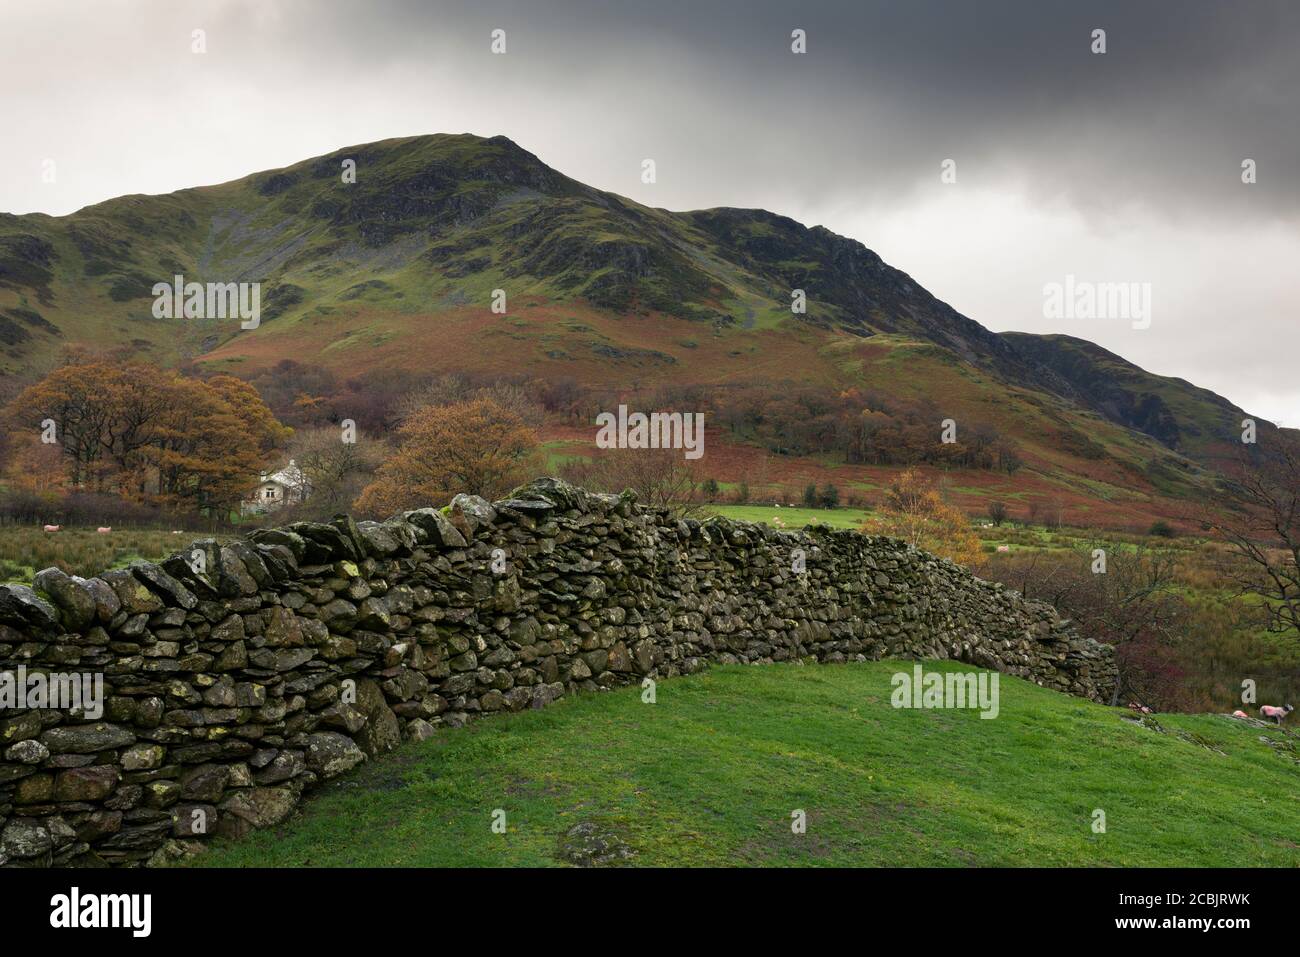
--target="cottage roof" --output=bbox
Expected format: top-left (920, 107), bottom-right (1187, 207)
top-left (258, 459), bottom-right (306, 489)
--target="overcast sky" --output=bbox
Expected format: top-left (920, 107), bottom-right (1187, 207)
top-left (2, 0), bottom-right (1296, 423)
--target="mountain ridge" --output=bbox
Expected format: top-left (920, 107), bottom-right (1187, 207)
top-left (0, 132), bottom-right (1279, 516)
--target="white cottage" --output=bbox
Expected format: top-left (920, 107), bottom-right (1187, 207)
top-left (243, 459), bottom-right (310, 514)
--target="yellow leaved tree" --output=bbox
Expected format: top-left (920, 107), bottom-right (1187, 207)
top-left (867, 469), bottom-right (983, 568)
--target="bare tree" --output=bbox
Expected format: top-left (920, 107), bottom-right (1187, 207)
top-left (286, 426), bottom-right (388, 520)
top-left (394, 374), bottom-right (544, 429)
top-left (393, 373), bottom-right (470, 423)
top-left (1203, 439), bottom-right (1300, 641)
top-left (560, 448), bottom-right (703, 517)
top-left (984, 540), bottom-right (1186, 708)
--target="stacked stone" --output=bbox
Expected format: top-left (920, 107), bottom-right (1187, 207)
top-left (0, 477), bottom-right (1117, 867)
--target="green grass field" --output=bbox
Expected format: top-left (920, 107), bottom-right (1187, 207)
top-left (189, 661), bottom-right (1300, 868)
top-left (709, 504), bottom-right (872, 531)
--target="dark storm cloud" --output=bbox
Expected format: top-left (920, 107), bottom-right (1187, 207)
top-left (285, 0), bottom-right (1299, 218)
top-left (7, 0), bottom-right (1295, 218)
top-left (1, 0), bottom-right (1297, 421)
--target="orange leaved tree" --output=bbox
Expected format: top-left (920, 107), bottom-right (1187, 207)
top-left (354, 398), bottom-right (540, 516)
top-left (2, 356), bottom-right (290, 517)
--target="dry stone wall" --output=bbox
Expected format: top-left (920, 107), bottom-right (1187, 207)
top-left (0, 477), bottom-right (1117, 867)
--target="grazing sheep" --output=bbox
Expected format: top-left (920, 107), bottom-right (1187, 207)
top-left (1231, 709), bottom-right (1249, 719)
top-left (1260, 704), bottom-right (1294, 725)
top-left (42, 524), bottom-right (60, 532)
top-left (96, 526), bottom-right (111, 533)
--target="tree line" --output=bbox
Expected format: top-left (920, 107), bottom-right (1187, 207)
top-left (2, 353), bottom-right (288, 519)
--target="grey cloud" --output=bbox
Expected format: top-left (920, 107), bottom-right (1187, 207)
top-left (0, 0), bottom-right (1296, 420)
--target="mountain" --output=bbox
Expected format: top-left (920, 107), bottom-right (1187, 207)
top-left (0, 133), bottom-right (1274, 522)
top-left (999, 332), bottom-right (1262, 469)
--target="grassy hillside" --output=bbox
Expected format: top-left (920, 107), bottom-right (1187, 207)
top-left (189, 661), bottom-right (1300, 868)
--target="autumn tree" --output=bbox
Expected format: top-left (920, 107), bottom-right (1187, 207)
top-left (868, 468), bottom-right (983, 567)
top-left (3, 357), bottom-right (289, 518)
top-left (5, 359), bottom-right (121, 489)
top-left (206, 374), bottom-right (292, 455)
top-left (1, 430), bottom-right (64, 488)
top-left (354, 398), bottom-right (540, 517)
top-left (146, 376), bottom-right (290, 514)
